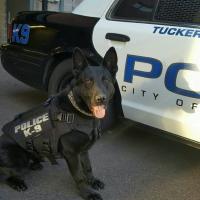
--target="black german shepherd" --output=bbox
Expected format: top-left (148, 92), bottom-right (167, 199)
top-left (0, 47), bottom-right (118, 200)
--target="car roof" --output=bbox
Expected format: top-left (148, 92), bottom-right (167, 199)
top-left (73, 0), bottom-right (115, 18)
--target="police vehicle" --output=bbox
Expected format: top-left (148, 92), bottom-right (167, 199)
top-left (1, 0), bottom-right (200, 146)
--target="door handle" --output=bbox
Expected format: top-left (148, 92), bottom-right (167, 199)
top-left (105, 33), bottom-right (130, 42)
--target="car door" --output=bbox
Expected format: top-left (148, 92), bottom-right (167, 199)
top-left (93, 0), bottom-right (200, 142)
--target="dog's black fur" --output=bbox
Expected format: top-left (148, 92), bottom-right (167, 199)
top-left (0, 47), bottom-right (118, 200)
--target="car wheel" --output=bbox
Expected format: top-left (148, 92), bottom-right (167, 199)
top-left (48, 58), bottom-right (73, 96)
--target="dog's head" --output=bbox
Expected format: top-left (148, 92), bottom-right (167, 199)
top-left (71, 47), bottom-right (118, 118)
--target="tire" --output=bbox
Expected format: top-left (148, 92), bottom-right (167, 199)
top-left (48, 59), bottom-right (73, 96)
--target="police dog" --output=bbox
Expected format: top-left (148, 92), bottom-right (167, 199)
top-left (0, 47), bottom-right (118, 200)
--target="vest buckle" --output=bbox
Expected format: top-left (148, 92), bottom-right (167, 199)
top-left (57, 112), bottom-right (74, 123)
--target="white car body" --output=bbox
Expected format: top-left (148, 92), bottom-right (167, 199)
top-left (73, 0), bottom-right (200, 144)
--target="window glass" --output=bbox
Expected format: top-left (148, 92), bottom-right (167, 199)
top-left (155, 0), bottom-right (200, 25)
top-left (31, 0), bottom-right (42, 11)
top-left (111, 0), bottom-right (158, 21)
top-left (48, 0), bottom-right (60, 12)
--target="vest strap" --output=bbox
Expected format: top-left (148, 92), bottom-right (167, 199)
top-left (52, 112), bottom-right (75, 123)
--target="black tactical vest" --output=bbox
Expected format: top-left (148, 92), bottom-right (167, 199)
top-left (2, 89), bottom-right (101, 163)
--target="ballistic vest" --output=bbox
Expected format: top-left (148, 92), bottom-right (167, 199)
top-left (2, 89), bottom-right (101, 164)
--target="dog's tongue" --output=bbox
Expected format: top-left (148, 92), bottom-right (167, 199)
top-left (92, 106), bottom-right (105, 118)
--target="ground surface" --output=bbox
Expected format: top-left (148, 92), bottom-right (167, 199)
top-left (0, 61), bottom-right (200, 200)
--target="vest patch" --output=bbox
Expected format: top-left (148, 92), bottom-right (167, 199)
top-left (14, 113), bottom-right (49, 137)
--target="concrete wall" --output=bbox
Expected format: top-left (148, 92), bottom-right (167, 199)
top-left (0, 0), bottom-right (6, 44)
top-left (7, 0), bottom-right (30, 22)
top-left (31, 0), bottom-right (83, 12)
top-left (44, 0), bottom-right (83, 12)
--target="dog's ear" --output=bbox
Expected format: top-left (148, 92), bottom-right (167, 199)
top-left (102, 47), bottom-right (118, 77)
top-left (73, 47), bottom-right (88, 77)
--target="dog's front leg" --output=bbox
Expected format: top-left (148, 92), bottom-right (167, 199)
top-left (63, 151), bottom-right (103, 200)
top-left (63, 151), bottom-right (85, 184)
top-left (80, 151), bottom-right (105, 190)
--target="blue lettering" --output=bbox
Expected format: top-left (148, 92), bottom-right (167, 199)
top-left (185, 29), bottom-right (194, 37)
top-left (20, 24), bottom-right (30, 44)
top-left (168, 28), bottom-right (177, 35)
top-left (159, 27), bottom-right (169, 34)
top-left (124, 55), bottom-right (163, 83)
top-left (12, 24), bottom-right (30, 44)
top-left (153, 26), bottom-right (200, 39)
top-left (12, 23), bottom-right (22, 43)
top-left (165, 63), bottom-right (200, 99)
top-left (175, 28), bottom-right (186, 36)
top-left (193, 30), bottom-right (200, 38)
top-left (153, 26), bottom-right (161, 33)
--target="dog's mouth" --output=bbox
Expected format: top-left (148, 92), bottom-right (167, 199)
top-left (91, 105), bottom-right (106, 119)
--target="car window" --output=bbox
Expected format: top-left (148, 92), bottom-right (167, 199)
top-left (155, 0), bottom-right (200, 25)
top-left (110, 0), bottom-right (158, 21)
top-left (110, 0), bottom-right (200, 26)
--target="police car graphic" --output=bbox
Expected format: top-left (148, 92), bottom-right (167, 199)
top-left (1, 0), bottom-right (200, 145)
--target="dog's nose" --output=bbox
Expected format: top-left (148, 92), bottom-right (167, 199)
top-left (96, 95), bottom-right (106, 104)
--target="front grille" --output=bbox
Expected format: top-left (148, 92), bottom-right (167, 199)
top-left (155, 0), bottom-right (200, 25)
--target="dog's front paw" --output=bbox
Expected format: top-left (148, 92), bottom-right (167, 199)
top-left (6, 176), bottom-right (28, 192)
top-left (87, 178), bottom-right (105, 190)
top-left (79, 183), bottom-right (103, 200)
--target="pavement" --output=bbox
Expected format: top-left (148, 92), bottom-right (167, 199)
top-left (0, 60), bottom-right (200, 200)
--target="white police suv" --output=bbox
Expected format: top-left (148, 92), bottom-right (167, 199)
top-left (1, 0), bottom-right (200, 145)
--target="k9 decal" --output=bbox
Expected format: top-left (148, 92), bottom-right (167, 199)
top-left (12, 23), bottom-right (30, 44)
top-left (23, 124), bottom-right (42, 137)
top-left (14, 113), bottom-right (49, 137)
